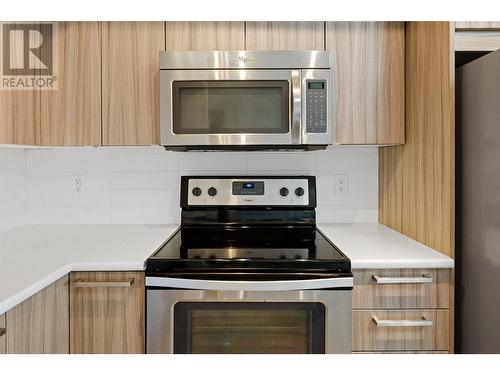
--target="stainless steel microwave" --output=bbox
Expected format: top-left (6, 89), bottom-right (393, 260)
top-left (159, 50), bottom-right (333, 150)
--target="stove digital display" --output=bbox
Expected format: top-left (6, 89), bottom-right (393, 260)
top-left (232, 181), bottom-right (264, 195)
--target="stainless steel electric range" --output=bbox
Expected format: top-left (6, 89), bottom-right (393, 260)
top-left (146, 176), bottom-right (353, 354)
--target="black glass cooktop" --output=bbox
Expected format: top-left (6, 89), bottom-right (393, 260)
top-left (146, 226), bottom-right (351, 276)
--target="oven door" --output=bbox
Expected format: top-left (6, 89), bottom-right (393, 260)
top-left (146, 277), bottom-right (352, 354)
top-left (160, 69), bottom-right (301, 147)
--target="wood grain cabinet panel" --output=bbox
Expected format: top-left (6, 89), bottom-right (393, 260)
top-left (245, 22), bottom-right (324, 50)
top-left (326, 22), bottom-right (405, 144)
top-left (165, 22), bottom-right (244, 50)
top-left (40, 22), bottom-right (101, 146)
top-left (70, 272), bottom-right (145, 354)
top-left (5, 276), bottom-right (69, 354)
top-left (0, 90), bottom-right (40, 145)
top-left (102, 22), bottom-right (164, 146)
top-left (353, 269), bottom-right (450, 309)
top-left (0, 23), bottom-right (41, 145)
top-left (379, 22), bottom-right (455, 258)
top-left (0, 313), bottom-right (5, 354)
top-left (352, 309), bottom-right (449, 352)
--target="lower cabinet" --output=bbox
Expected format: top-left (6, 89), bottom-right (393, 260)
top-left (351, 268), bottom-right (452, 353)
top-left (0, 314), bottom-right (6, 354)
top-left (4, 276), bottom-right (69, 354)
top-left (69, 271), bottom-right (145, 354)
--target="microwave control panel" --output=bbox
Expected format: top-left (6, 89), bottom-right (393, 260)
top-left (305, 80), bottom-right (327, 133)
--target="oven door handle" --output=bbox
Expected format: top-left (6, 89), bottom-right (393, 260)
top-left (145, 276), bottom-right (353, 291)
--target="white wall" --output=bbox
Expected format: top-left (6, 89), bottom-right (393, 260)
top-left (24, 146), bottom-right (378, 224)
top-left (0, 148), bottom-right (27, 231)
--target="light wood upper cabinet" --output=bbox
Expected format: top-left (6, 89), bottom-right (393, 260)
top-left (70, 271), bottom-right (145, 354)
top-left (5, 276), bottom-right (69, 354)
top-left (40, 22), bottom-right (101, 146)
top-left (326, 22), bottom-right (405, 144)
top-left (165, 22), bottom-right (244, 50)
top-left (245, 22), bottom-right (324, 50)
top-left (102, 22), bottom-right (164, 146)
top-left (0, 87), bottom-right (40, 145)
top-left (0, 22), bottom-right (41, 145)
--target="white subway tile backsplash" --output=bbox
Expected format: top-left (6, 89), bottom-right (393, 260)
top-left (179, 152), bottom-right (247, 171)
top-left (109, 171), bottom-right (178, 189)
top-left (1, 145), bottom-right (379, 227)
top-left (0, 149), bottom-right (27, 231)
top-left (109, 150), bottom-right (178, 171)
top-left (247, 152), bottom-right (316, 172)
top-left (110, 206), bottom-right (180, 224)
top-left (111, 189), bottom-right (178, 207)
top-left (316, 208), bottom-right (378, 223)
top-left (28, 150), bottom-right (108, 173)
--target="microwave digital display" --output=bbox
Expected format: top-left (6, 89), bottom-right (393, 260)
top-left (308, 82), bottom-right (324, 90)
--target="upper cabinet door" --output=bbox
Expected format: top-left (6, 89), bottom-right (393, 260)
top-left (102, 22), bottom-right (164, 146)
top-left (40, 22), bottom-right (101, 146)
top-left (0, 22), bottom-right (40, 145)
top-left (0, 90), bottom-right (40, 145)
top-left (165, 22), bottom-right (244, 50)
top-left (245, 22), bottom-right (324, 50)
top-left (326, 22), bottom-right (405, 144)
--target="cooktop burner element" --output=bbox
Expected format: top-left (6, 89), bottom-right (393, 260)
top-left (146, 176), bottom-right (351, 279)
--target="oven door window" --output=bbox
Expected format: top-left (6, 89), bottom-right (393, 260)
top-left (172, 81), bottom-right (289, 134)
top-left (173, 302), bottom-right (325, 354)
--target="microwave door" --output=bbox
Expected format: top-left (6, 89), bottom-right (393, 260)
top-left (160, 69), bottom-right (301, 147)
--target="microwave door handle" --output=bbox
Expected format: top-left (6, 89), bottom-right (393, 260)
top-left (290, 70), bottom-right (302, 144)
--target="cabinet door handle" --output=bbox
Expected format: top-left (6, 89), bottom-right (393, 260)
top-left (0, 328), bottom-right (5, 337)
top-left (372, 275), bottom-right (433, 284)
top-left (372, 315), bottom-right (433, 327)
top-left (74, 278), bottom-right (134, 288)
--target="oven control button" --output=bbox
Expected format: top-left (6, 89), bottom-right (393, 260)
top-left (295, 187), bottom-right (305, 197)
top-left (192, 187), bottom-right (202, 197)
top-left (208, 187), bottom-right (218, 197)
top-left (279, 187), bottom-right (289, 197)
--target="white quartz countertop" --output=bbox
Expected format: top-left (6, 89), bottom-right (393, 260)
top-left (0, 224), bottom-right (179, 314)
top-left (0, 222), bottom-right (454, 315)
top-left (318, 223), bottom-right (455, 269)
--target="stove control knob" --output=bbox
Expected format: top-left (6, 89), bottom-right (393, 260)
top-left (279, 187), bottom-right (289, 197)
top-left (208, 187), bottom-right (218, 197)
top-left (192, 187), bottom-right (202, 197)
top-left (295, 187), bottom-right (305, 197)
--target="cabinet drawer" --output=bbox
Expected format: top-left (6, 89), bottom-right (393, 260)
top-left (352, 309), bottom-right (449, 352)
top-left (353, 269), bottom-right (450, 309)
top-left (70, 271), bottom-right (145, 354)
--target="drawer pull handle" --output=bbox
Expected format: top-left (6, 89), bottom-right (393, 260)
top-left (0, 328), bottom-right (5, 337)
top-left (372, 315), bottom-right (434, 327)
top-left (372, 275), bottom-right (433, 284)
top-left (74, 278), bottom-right (134, 288)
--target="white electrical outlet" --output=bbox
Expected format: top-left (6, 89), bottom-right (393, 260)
top-left (334, 174), bottom-right (349, 196)
top-left (72, 176), bottom-right (85, 194)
